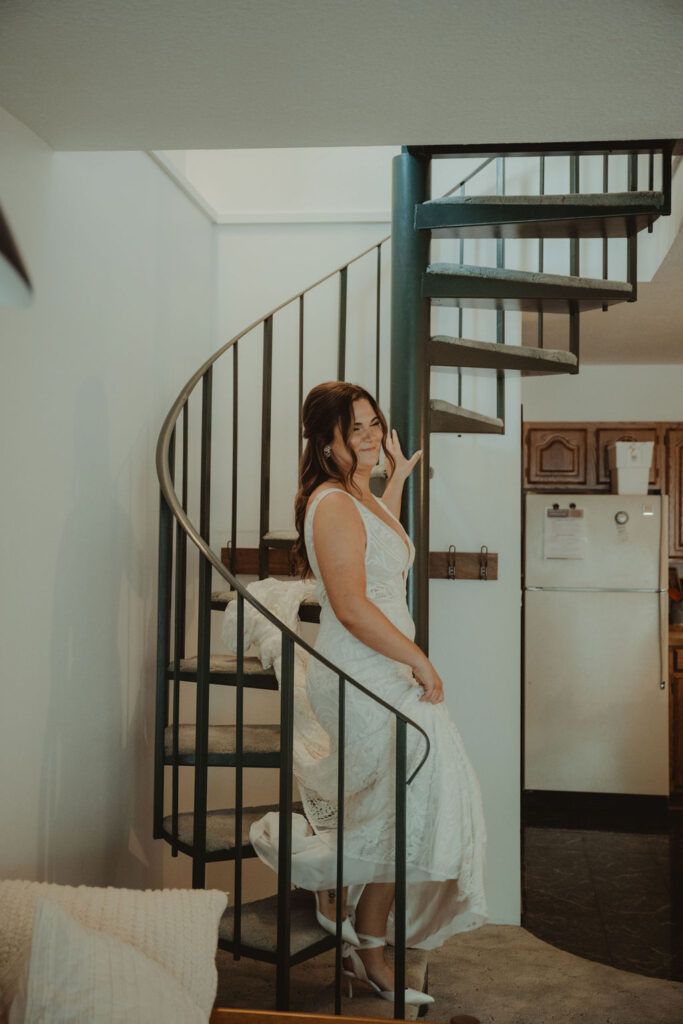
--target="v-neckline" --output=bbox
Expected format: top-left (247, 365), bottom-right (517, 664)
top-left (329, 487), bottom-right (412, 562)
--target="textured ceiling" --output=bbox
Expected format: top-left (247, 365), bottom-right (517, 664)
top-left (1, 0), bottom-right (683, 151)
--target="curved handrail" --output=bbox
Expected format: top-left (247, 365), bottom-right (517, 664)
top-left (157, 416), bottom-right (430, 776)
top-left (155, 235), bottom-right (430, 781)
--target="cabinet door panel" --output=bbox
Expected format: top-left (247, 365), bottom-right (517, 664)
top-left (526, 426), bottom-right (590, 488)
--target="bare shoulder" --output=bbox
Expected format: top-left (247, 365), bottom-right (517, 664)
top-left (306, 482), bottom-right (347, 516)
top-left (307, 485), bottom-right (364, 541)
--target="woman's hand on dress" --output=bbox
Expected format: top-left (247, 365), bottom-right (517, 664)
top-left (411, 656), bottom-right (445, 704)
top-left (384, 428), bottom-right (422, 481)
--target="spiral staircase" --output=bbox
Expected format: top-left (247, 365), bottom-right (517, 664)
top-left (154, 140), bottom-right (677, 1018)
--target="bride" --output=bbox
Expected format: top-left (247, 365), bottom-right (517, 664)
top-left (253, 381), bottom-right (488, 1006)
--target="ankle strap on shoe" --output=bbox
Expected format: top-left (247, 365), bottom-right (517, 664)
top-left (356, 933), bottom-right (386, 949)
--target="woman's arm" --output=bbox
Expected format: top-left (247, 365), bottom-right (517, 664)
top-left (381, 469), bottom-right (407, 520)
top-left (381, 428), bottom-right (422, 519)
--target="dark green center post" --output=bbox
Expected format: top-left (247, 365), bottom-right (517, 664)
top-left (390, 148), bottom-right (431, 653)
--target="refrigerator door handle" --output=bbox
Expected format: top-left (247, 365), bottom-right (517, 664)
top-left (659, 495), bottom-right (669, 691)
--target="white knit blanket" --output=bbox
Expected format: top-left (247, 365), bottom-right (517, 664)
top-left (221, 576), bottom-right (330, 771)
top-left (0, 882), bottom-right (226, 1019)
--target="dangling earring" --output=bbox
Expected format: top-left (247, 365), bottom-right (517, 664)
top-left (323, 445), bottom-right (332, 458)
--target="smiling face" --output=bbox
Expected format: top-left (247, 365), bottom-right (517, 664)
top-left (328, 397), bottom-right (383, 474)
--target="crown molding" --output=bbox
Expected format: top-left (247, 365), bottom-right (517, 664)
top-left (147, 151), bottom-right (390, 226)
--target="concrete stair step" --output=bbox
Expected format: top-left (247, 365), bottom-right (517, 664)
top-left (219, 889), bottom-right (332, 959)
top-left (162, 802), bottom-right (303, 860)
top-left (424, 263), bottom-right (633, 313)
top-left (217, 892), bottom-right (429, 1018)
top-left (262, 530), bottom-right (298, 549)
top-left (417, 190), bottom-right (665, 238)
top-left (166, 654), bottom-right (278, 690)
top-left (164, 723), bottom-right (280, 767)
top-left (429, 335), bottom-right (578, 375)
top-left (430, 398), bottom-right (505, 435)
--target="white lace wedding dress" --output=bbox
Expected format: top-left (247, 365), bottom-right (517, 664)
top-left (249, 486), bottom-right (488, 949)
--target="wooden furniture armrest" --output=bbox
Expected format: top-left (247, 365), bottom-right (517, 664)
top-left (210, 1009), bottom-right (413, 1024)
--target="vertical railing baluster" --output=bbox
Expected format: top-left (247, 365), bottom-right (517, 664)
top-left (231, 343), bottom-right (238, 578)
top-left (662, 144), bottom-right (672, 216)
top-left (334, 674), bottom-right (346, 1015)
top-left (233, 592), bottom-right (244, 959)
top-left (569, 154), bottom-right (579, 277)
top-left (569, 301), bottom-right (580, 368)
top-left (298, 296), bottom-right (305, 464)
top-left (496, 158), bottom-right (505, 423)
top-left (192, 367), bottom-right (213, 889)
top-left (568, 154), bottom-right (581, 361)
top-left (458, 184), bottom-right (464, 405)
top-left (154, 431), bottom-right (175, 840)
top-left (627, 153), bottom-right (638, 301)
top-left (276, 632), bottom-right (295, 1010)
top-left (648, 150), bottom-right (655, 232)
top-left (375, 247), bottom-right (381, 404)
top-left (259, 317), bottom-right (273, 580)
top-left (172, 411), bottom-right (187, 854)
top-left (394, 717), bottom-right (407, 1020)
top-left (180, 404), bottom-right (188, 646)
top-left (602, 155), bottom-right (609, 311)
top-left (338, 266), bottom-right (348, 381)
top-left (538, 156), bottom-right (545, 348)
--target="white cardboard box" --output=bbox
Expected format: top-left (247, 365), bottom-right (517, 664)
top-left (607, 441), bottom-right (654, 494)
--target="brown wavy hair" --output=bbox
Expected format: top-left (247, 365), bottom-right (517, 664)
top-left (292, 381), bottom-right (395, 578)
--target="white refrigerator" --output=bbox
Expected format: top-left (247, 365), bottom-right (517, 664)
top-left (524, 493), bottom-right (669, 796)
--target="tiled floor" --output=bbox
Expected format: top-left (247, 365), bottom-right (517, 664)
top-left (522, 815), bottom-right (683, 981)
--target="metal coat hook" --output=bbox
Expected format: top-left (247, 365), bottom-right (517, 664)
top-left (479, 545), bottom-right (489, 580)
top-left (447, 545), bottom-right (456, 580)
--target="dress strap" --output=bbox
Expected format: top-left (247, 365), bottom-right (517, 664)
top-left (375, 496), bottom-right (401, 525)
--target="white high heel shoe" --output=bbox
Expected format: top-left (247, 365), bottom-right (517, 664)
top-left (342, 932), bottom-right (435, 1007)
top-left (314, 890), bottom-right (360, 947)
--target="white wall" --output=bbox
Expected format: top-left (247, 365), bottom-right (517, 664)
top-left (522, 364), bottom-right (683, 421)
top-left (170, 146), bottom-right (400, 221)
top-left (0, 107), bottom-right (216, 888)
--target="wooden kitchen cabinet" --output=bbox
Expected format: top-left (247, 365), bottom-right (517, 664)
top-left (524, 421), bottom-right (666, 492)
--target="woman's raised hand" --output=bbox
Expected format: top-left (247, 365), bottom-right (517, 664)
top-left (410, 656), bottom-right (445, 704)
top-left (384, 428), bottom-right (422, 480)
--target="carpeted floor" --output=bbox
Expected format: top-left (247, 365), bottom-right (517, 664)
top-left (216, 924), bottom-right (683, 1024)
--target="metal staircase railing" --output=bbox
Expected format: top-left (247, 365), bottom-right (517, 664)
top-left (154, 138), bottom-right (677, 1018)
top-left (154, 237), bottom-right (431, 1019)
